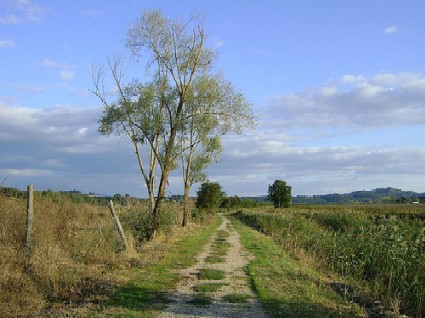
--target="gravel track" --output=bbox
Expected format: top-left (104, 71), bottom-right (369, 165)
top-left (156, 214), bottom-right (269, 318)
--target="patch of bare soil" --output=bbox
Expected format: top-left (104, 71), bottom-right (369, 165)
top-left (157, 214), bottom-right (269, 318)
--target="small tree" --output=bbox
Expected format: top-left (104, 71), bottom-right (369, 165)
top-left (221, 195), bottom-right (242, 210)
top-left (268, 180), bottom-right (292, 208)
top-left (196, 182), bottom-right (225, 210)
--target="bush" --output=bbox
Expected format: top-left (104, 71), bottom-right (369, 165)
top-left (196, 182), bottom-right (224, 210)
top-left (121, 210), bottom-right (152, 247)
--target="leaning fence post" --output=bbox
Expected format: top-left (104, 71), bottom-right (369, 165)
top-left (25, 184), bottom-right (33, 258)
top-left (107, 200), bottom-right (128, 251)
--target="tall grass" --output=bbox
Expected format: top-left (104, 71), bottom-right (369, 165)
top-left (0, 192), bottom-right (191, 317)
top-left (234, 205), bottom-right (425, 317)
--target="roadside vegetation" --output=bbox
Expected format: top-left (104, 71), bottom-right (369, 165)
top-left (0, 191), bottom-right (218, 317)
top-left (3, 182), bottom-right (424, 317)
top-left (232, 204), bottom-right (425, 317)
top-left (230, 215), bottom-right (366, 317)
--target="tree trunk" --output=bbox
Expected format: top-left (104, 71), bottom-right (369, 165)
top-left (150, 165), bottom-right (171, 239)
top-left (150, 98), bottom-right (184, 239)
top-left (182, 184), bottom-right (191, 227)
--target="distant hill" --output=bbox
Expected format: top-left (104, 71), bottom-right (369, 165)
top-left (292, 187), bottom-right (425, 204)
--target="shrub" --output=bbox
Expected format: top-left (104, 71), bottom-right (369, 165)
top-left (196, 182), bottom-right (225, 210)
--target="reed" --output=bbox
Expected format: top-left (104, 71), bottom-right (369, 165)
top-left (234, 204), bottom-right (425, 317)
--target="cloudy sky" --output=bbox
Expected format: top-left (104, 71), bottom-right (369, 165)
top-left (1, 0), bottom-right (425, 197)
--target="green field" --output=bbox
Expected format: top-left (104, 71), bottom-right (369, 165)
top-left (233, 204), bottom-right (425, 317)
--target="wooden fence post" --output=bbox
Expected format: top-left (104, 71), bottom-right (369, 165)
top-left (107, 200), bottom-right (129, 251)
top-left (25, 184), bottom-right (33, 258)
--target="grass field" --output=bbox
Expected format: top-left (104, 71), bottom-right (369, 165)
top-left (233, 204), bottom-right (425, 317)
top-left (230, 215), bottom-right (366, 317)
top-left (3, 191), bottom-right (424, 317)
top-left (0, 192), bottom-right (218, 317)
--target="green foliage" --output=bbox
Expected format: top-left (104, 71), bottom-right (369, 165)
top-left (191, 208), bottom-right (214, 223)
top-left (268, 179), bottom-right (292, 208)
top-left (221, 195), bottom-right (261, 209)
top-left (120, 210), bottom-right (152, 246)
top-left (195, 182), bottom-right (225, 210)
top-left (105, 214), bottom-right (221, 317)
top-left (234, 205), bottom-right (425, 317)
top-left (94, 11), bottom-right (255, 230)
top-left (121, 204), bottom-right (181, 248)
top-left (221, 195), bottom-right (241, 209)
top-left (231, 215), bottom-right (366, 317)
top-left (205, 255), bottom-right (225, 263)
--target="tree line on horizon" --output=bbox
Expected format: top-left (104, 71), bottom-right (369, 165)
top-left (293, 187), bottom-right (425, 204)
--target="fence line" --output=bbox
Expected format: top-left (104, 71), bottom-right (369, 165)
top-left (107, 200), bottom-right (129, 251)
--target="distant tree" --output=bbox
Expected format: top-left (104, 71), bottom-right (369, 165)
top-left (268, 180), bottom-right (292, 208)
top-left (221, 195), bottom-right (242, 209)
top-left (196, 182), bottom-right (225, 210)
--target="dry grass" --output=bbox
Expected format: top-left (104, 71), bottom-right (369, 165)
top-left (0, 193), bottom-right (157, 317)
top-left (0, 188), bottom-right (220, 318)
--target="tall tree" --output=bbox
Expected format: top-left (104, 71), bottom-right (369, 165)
top-left (179, 74), bottom-right (255, 227)
top-left (93, 10), bottom-right (254, 238)
top-left (126, 11), bottom-right (215, 238)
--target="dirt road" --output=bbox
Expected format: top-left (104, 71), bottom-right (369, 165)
top-left (157, 214), bottom-right (269, 318)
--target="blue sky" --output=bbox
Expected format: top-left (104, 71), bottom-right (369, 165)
top-left (1, 0), bottom-right (425, 197)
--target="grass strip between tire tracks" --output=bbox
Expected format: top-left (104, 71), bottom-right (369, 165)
top-left (229, 215), bottom-right (366, 318)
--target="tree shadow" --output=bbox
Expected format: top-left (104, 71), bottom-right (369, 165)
top-left (107, 283), bottom-right (171, 311)
top-left (260, 297), bottom-right (363, 318)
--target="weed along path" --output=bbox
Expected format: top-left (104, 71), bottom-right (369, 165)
top-left (157, 214), bottom-right (269, 318)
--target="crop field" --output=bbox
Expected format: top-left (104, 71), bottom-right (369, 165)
top-left (234, 204), bottom-right (425, 317)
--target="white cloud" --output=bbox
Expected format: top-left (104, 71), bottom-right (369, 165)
top-left (199, 73), bottom-right (425, 195)
top-left (13, 83), bottom-right (45, 94)
top-left (80, 9), bottom-right (99, 19)
top-left (384, 25), bottom-right (398, 34)
top-left (0, 104), bottom-right (101, 145)
top-left (0, 102), bottom-right (145, 195)
top-left (60, 70), bottom-right (75, 81)
top-left (1, 71), bottom-right (424, 197)
top-left (41, 58), bottom-right (75, 81)
top-left (266, 72), bottom-right (425, 130)
top-left (0, 40), bottom-right (16, 47)
top-left (0, 0), bottom-right (51, 25)
top-left (0, 169), bottom-right (52, 176)
top-left (13, 0), bottom-right (51, 22)
top-left (42, 58), bottom-right (69, 69)
top-left (0, 14), bottom-right (21, 24)
top-left (214, 37), bottom-right (225, 49)
top-left (209, 133), bottom-right (425, 195)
